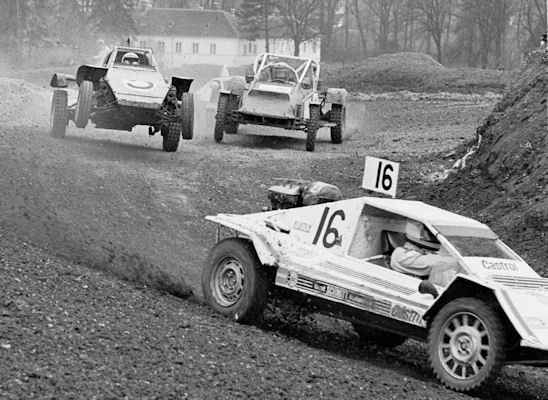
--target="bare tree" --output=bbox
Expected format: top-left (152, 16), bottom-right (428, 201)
top-left (369, 0), bottom-right (396, 52)
top-left (274, 0), bottom-right (319, 56)
top-left (317, 0), bottom-right (342, 61)
top-left (351, 0), bottom-right (370, 57)
top-left (414, 0), bottom-right (453, 63)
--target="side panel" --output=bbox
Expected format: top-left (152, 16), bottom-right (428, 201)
top-left (171, 76), bottom-right (194, 100)
top-left (50, 73), bottom-right (76, 88)
top-left (76, 65), bottom-right (108, 87)
top-left (325, 88), bottom-right (348, 104)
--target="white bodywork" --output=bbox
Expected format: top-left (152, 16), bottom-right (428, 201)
top-left (102, 46), bottom-right (169, 109)
top-left (207, 196), bottom-right (548, 360)
top-left (240, 53), bottom-right (322, 119)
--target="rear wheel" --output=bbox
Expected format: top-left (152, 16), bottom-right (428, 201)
top-left (50, 90), bottom-right (68, 138)
top-left (352, 323), bottom-right (407, 347)
top-left (225, 94), bottom-right (240, 134)
top-left (306, 104), bottom-right (320, 152)
top-left (162, 121), bottom-right (181, 152)
top-left (330, 104), bottom-right (345, 144)
top-left (202, 238), bottom-right (268, 324)
top-left (74, 80), bottom-right (93, 128)
top-left (181, 92), bottom-right (194, 140)
top-left (214, 93), bottom-right (228, 142)
top-left (428, 298), bottom-right (506, 392)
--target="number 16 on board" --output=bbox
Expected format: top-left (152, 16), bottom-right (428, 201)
top-left (362, 156), bottom-right (399, 198)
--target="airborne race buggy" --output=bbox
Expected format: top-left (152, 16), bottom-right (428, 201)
top-left (49, 45), bottom-right (194, 152)
top-left (213, 53), bottom-right (348, 152)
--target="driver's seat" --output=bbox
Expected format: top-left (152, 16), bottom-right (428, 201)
top-left (381, 231), bottom-right (406, 268)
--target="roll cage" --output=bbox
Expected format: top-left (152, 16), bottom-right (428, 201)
top-left (252, 53), bottom-right (320, 89)
top-left (101, 46), bottom-right (158, 70)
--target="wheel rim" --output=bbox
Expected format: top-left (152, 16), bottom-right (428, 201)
top-left (211, 257), bottom-right (245, 307)
top-left (438, 312), bottom-right (490, 380)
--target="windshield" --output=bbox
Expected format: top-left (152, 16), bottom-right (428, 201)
top-left (445, 236), bottom-right (519, 260)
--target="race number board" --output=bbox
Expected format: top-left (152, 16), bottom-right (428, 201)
top-left (362, 156), bottom-right (399, 198)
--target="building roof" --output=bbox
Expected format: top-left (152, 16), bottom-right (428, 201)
top-left (134, 8), bottom-right (240, 38)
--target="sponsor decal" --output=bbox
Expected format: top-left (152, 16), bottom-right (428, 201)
top-left (293, 220), bottom-right (312, 233)
top-left (391, 304), bottom-right (422, 325)
top-left (347, 292), bottom-right (375, 310)
top-left (287, 270), bottom-right (298, 288)
top-left (125, 80), bottom-right (154, 90)
top-left (482, 260), bottom-right (518, 271)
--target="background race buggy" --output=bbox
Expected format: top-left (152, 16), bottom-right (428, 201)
top-left (49, 45), bottom-right (194, 152)
top-left (213, 53), bottom-right (348, 151)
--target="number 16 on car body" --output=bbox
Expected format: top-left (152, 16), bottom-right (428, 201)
top-left (362, 156), bottom-right (399, 198)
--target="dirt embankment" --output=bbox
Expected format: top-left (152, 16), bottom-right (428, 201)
top-left (406, 51), bottom-right (548, 274)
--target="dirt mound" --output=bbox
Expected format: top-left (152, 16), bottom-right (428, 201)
top-left (323, 52), bottom-right (510, 94)
top-left (410, 51), bottom-right (548, 274)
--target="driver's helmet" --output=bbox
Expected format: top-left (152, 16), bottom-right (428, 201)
top-left (122, 52), bottom-right (139, 65)
top-left (405, 220), bottom-right (440, 251)
top-left (271, 62), bottom-right (290, 80)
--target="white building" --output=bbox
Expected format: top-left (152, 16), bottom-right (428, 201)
top-left (133, 8), bottom-right (321, 69)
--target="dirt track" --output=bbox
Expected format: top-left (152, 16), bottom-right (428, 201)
top-left (1, 81), bottom-right (547, 399)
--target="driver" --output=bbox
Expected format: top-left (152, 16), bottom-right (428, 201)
top-left (271, 64), bottom-right (289, 82)
top-left (121, 52), bottom-right (140, 65)
top-left (390, 220), bottom-right (460, 286)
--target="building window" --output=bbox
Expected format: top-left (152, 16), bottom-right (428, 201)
top-left (243, 45), bottom-right (247, 55)
top-left (253, 43), bottom-right (257, 54)
top-left (210, 43), bottom-right (216, 54)
top-left (175, 42), bottom-right (182, 53)
top-left (248, 42), bottom-right (253, 53)
top-left (158, 41), bottom-right (165, 54)
top-left (139, 40), bottom-right (146, 48)
top-left (313, 42), bottom-right (318, 54)
top-left (192, 43), bottom-right (199, 53)
top-left (302, 42), bottom-right (307, 53)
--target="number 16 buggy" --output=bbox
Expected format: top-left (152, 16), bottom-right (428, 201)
top-left (202, 183), bottom-right (548, 392)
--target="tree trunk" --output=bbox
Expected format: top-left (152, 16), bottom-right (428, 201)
top-left (294, 40), bottom-right (301, 56)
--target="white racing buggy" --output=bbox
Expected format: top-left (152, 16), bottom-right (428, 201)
top-left (213, 53), bottom-right (348, 151)
top-left (49, 45), bottom-right (194, 152)
top-left (202, 182), bottom-right (548, 392)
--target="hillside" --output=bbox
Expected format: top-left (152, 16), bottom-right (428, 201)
top-left (408, 50), bottom-right (548, 274)
top-left (322, 52), bottom-right (511, 94)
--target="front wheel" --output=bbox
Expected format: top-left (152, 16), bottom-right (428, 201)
top-left (225, 94), bottom-right (240, 134)
top-left (162, 121), bottom-right (181, 152)
top-left (330, 104), bottom-right (345, 144)
top-left (181, 92), bottom-right (194, 140)
top-left (306, 104), bottom-right (320, 152)
top-left (202, 238), bottom-right (268, 324)
top-left (50, 90), bottom-right (68, 138)
top-left (74, 80), bottom-right (93, 128)
top-left (428, 298), bottom-right (506, 392)
top-left (214, 93), bottom-right (228, 142)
